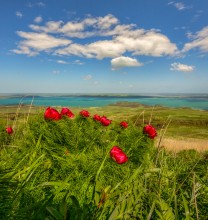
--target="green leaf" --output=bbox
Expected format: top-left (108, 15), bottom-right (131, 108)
top-left (182, 194), bottom-right (191, 220)
top-left (46, 206), bottom-right (64, 220)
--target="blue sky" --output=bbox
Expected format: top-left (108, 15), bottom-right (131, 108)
top-left (1, 0), bottom-right (208, 94)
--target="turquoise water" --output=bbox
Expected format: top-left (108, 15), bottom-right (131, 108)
top-left (0, 94), bottom-right (208, 110)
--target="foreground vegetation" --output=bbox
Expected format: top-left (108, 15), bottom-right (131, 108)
top-left (0, 104), bottom-right (208, 219)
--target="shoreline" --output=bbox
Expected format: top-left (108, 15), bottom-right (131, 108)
top-left (1, 93), bottom-right (208, 99)
top-left (0, 95), bottom-right (208, 108)
top-left (0, 102), bottom-right (207, 112)
top-left (0, 94), bottom-right (208, 111)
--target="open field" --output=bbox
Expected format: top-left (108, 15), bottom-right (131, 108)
top-left (1, 103), bottom-right (208, 219)
top-left (0, 102), bottom-right (208, 152)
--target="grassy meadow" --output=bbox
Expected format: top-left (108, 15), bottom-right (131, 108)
top-left (0, 102), bottom-right (208, 219)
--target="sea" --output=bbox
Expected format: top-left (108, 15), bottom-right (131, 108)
top-left (0, 93), bottom-right (208, 110)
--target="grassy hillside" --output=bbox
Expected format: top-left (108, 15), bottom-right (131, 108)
top-left (1, 102), bottom-right (208, 140)
top-left (0, 104), bottom-right (208, 219)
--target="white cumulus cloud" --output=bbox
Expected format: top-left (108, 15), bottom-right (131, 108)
top-left (16, 11), bottom-right (23, 18)
top-left (83, 74), bottom-right (92, 80)
top-left (37, 2), bottom-right (45, 7)
top-left (12, 31), bottom-right (71, 56)
top-left (183, 26), bottom-right (208, 53)
top-left (56, 30), bottom-right (178, 59)
top-left (72, 60), bottom-right (84, 65)
top-left (170, 62), bottom-right (195, 72)
top-left (56, 40), bottom-right (126, 59)
top-left (174, 2), bottom-right (186, 10)
top-left (168, 2), bottom-right (189, 10)
top-left (34, 16), bottom-right (43, 23)
top-left (115, 31), bottom-right (178, 57)
top-left (57, 60), bottom-right (68, 64)
top-left (96, 14), bottom-right (119, 29)
top-left (27, 2), bottom-right (46, 7)
top-left (111, 56), bottom-right (143, 70)
top-left (13, 14), bottom-right (179, 59)
top-left (30, 21), bottom-right (63, 33)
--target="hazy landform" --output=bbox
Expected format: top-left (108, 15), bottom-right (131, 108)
top-left (1, 92), bottom-right (208, 98)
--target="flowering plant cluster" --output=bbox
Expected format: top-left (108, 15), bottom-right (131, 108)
top-left (42, 106), bottom-right (157, 165)
top-left (61, 107), bottom-right (75, 118)
top-left (44, 107), bottom-right (74, 120)
top-left (93, 114), bottom-right (112, 126)
top-left (80, 110), bottom-right (90, 118)
top-left (4, 106), bottom-right (157, 166)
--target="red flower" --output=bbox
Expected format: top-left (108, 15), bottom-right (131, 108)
top-left (93, 114), bottom-right (101, 121)
top-left (80, 110), bottom-right (90, 117)
top-left (143, 125), bottom-right (157, 139)
top-left (120, 121), bottom-right (128, 128)
top-left (61, 107), bottom-right (74, 118)
top-left (110, 146), bottom-right (128, 164)
top-left (6, 126), bottom-right (13, 134)
top-left (100, 116), bottom-right (112, 126)
top-left (44, 107), bottom-right (61, 120)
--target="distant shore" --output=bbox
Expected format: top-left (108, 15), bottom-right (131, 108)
top-left (1, 93), bottom-right (208, 98)
top-left (0, 94), bottom-right (208, 110)
top-left (0, 100), bottom-right (207, 112)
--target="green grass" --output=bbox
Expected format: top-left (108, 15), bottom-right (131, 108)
top-left (0, 104), bottom-right (208, 219)
top-left (87, 104), bottom-right (208, 140)
top-left (1, 102), bottom-right (208, 139)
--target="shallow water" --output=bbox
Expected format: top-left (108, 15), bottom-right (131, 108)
top-left (0, 94), bottom-right (208, 110)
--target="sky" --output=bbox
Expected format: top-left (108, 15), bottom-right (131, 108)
top-left (0, 0), bottom-right (208, 94)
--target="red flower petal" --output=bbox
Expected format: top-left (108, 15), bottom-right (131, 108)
top-left (120, 121), bottom-right (128, 128)
top-left (100, 116), bottom-right (112, 126)
top-left (93, 114), bottom-right (101, 121)
top-left (80, 110), bottom-right (90, 117)
top-left (61, 107), bottom-right (74, 118)
top-left (143, 125), bottom-right (157, 139)
top-left (44, 107), bottom-right (61, 120)
top-left (110, 146), bottom-right (128, 164)
top-left (6, 126), bottom-right (13, 134)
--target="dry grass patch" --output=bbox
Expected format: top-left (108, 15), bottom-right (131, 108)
top-left (158, 137), bottom-right (208, 152)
